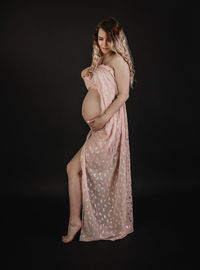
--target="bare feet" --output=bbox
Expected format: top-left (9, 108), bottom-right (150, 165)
top-left (62, 219), bottom-right (82, 243)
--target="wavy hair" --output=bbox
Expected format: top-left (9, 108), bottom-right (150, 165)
top-left (86, 16), bottom-right (136, 90)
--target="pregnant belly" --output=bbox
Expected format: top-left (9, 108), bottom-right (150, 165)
top-left (82, 89), bottom-right (102, 123)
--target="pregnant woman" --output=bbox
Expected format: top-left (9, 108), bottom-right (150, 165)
top-left (62, 16), bottom-right (136, 243)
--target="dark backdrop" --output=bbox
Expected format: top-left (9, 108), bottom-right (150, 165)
top-left (1, 0), bottom-right (199, 269)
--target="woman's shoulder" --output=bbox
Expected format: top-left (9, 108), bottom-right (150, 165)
top-left (111, 54), bottom-right (128, 68)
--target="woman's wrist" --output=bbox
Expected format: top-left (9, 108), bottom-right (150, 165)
top-left (102, 110), bottom-right (109, 122)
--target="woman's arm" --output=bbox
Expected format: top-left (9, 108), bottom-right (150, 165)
top-left (103, 56), bottom-right (130, 122)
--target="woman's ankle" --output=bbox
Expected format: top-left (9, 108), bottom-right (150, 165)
top-left (69, 217), bottom-right (82, 224)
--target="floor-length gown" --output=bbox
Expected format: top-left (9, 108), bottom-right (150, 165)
top-left (79, 64), bottom-right (134, 241)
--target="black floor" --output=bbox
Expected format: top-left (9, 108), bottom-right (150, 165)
top-left (1, 185), bottom-right (199, 270)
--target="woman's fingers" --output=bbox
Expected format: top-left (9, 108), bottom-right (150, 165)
top-left (87, 119), bottom-right (95, 123)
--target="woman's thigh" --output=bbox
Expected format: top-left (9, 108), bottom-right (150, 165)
top-left (66, 146), bottom-right (82, 176)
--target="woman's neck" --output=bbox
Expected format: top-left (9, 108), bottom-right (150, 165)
top-left (102, 51), bottom-right (114, 64)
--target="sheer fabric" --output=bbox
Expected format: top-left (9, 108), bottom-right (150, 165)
top-left (79, 64), bottom-right (134, 241)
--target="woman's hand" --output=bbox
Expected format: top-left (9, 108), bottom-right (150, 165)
top-left (87, 113), bottom-right (108, 132)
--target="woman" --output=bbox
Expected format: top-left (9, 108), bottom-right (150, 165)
top-left (62, 16), bottom-right (136, 243)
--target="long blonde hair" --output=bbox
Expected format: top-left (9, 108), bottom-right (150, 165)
top-left (86, 16), bottom-right (136, 90)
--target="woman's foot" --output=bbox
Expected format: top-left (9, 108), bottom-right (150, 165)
top-left (61, 219), bottom-right (82, 243)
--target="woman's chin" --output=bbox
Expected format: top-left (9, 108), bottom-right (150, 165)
top-left (102, 49), bottom-right (111, 54)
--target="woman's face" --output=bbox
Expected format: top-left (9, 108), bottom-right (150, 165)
top-left (98, 28), bottom-right (112, 55)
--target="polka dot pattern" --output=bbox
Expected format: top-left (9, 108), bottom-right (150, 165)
top-left (79, 64), bottom-right (134, 241)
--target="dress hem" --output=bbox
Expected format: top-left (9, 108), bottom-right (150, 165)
top-left (79, 228), bottom-right (134, 242)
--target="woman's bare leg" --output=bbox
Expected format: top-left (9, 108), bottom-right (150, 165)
top-left (62, 147), bottom-right (83, 243)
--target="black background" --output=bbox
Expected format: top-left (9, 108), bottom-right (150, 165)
top-left (1, 0), bottom-right (199, 269)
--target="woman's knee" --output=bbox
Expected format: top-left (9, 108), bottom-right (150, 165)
top-left (66, 162), bottom-right (82, 176)
top-left (66, 162), bottom-right (71, 174)
top-left (66, 152), bottom-right (82, 176)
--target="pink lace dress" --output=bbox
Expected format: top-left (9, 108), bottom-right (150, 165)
top-left (79, 64), bottom-right (134, 241)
